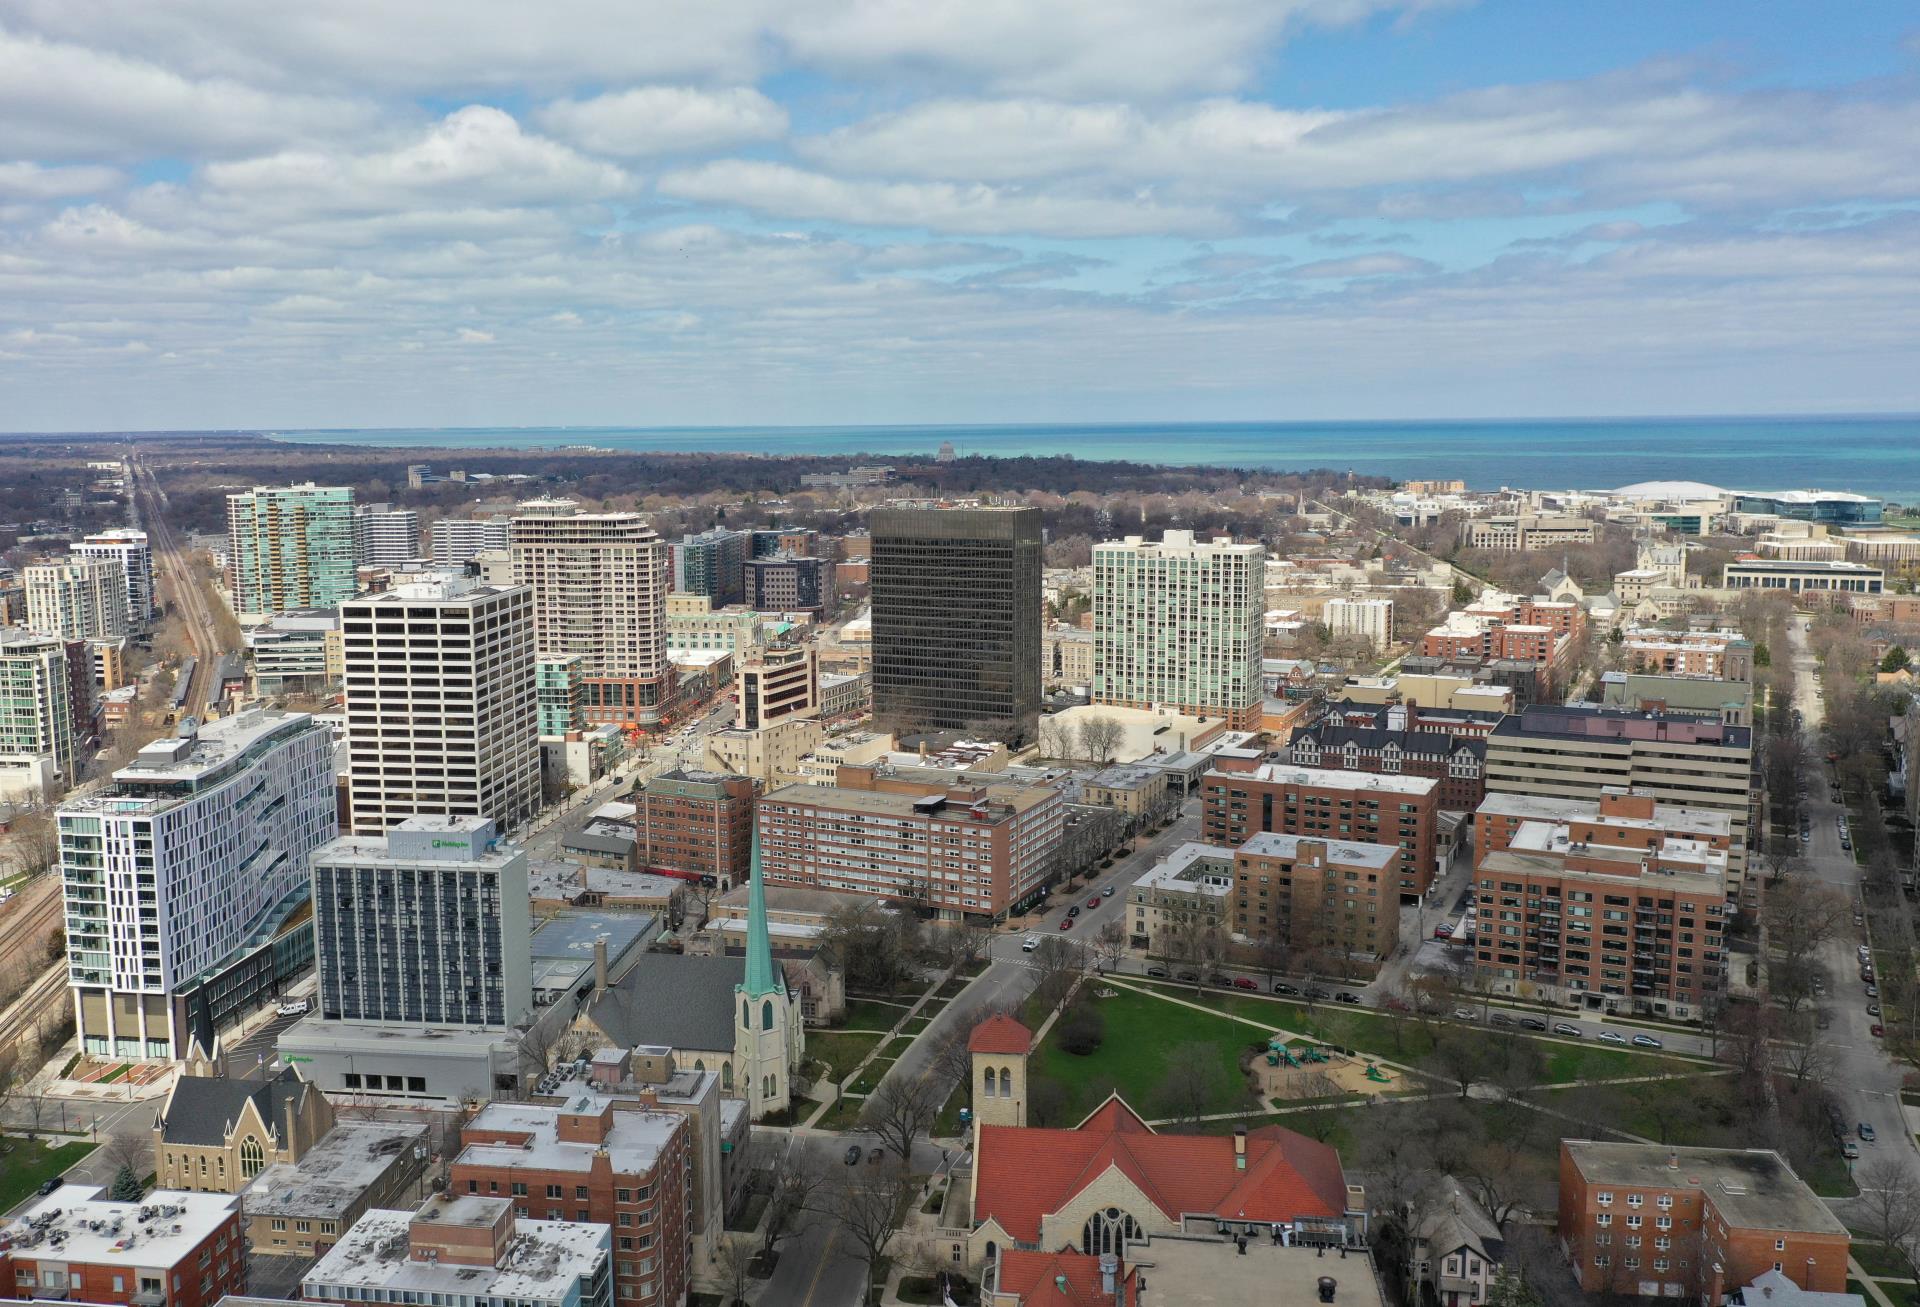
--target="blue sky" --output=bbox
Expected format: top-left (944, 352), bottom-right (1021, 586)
top-left (0, 0), bottom-right (1916, 430)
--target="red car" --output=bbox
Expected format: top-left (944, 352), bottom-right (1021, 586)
top-left (1232, 977), bottom-right (1258, 991)
top-left (1088, 896), bottom-right (1102, 909)
top-left (1059, 917), bottom-right (1075, 930)
top-left (1872, 1023), bottom-right (1885, 1037)
top-left (1433, 923), bottom-right (1453, 939)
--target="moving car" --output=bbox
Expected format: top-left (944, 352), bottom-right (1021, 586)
top-left (1859, 1122), bottom-right (1877, 1142)
top-left (1067, 905), bottom-right (1080, 917)
top-left (1102, 886), bottom-right (1116, 898)
top-left (1088, 896), bottom-right (1102, 909)
top-left (1632, 1034), bottom-right (1664, 1048)
top-left (1059, 917), bottom-right (1075, 930)
top-left (1022, 935), bottom-right (1041, 952)
top-left (1553, 1022), bottom-right (1583, 1037)
top-left (276, 998), bottom-right (309, 1016)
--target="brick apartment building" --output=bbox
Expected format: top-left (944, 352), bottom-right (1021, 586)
top-left (1200, 763), bottom-right (1438, 901)
top-left (1559, 1142), bottom-right (1849, 1300)
top-left (1472, 799), bottom-right (1732, 1019)
top-left (451, 1096), bottom-right (691, 1307)
top-left (1475, 791), bottom-right (1733, 875)
top-left (633, 768), bottom-right (757, 888)
top-left (1286, 724), bottom-right (1486, 811)
top-left (1232, 832), bottom-right (1401, 962)
top-left (1398, 653), bottom-right (1554, 709)
top-left (1621, 627), bottom-right (1755, 680)
top-left (0, 1187), bottom-right (246, 1307)
top-left (758, 778), bottom-right (1065, 918)
top-left (1319, 698), bottom-right (1506, 739)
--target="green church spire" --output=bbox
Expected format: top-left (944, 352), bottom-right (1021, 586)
top-left (741, 826), bottom-right (779, 999)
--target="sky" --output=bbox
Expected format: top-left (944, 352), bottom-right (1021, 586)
top-left (1, 1), bottom-right (1917, 431)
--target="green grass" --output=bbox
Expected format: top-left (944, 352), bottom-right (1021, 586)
top-left (96, 1063), bottom-right (131, 1084)
top-left (816, 1095), bottom-right (868, 1131)
top-left (1033, 987), bottom-right (1265, 1121)
top-left (1851, 1242), bottom-right (1914, 1280)
top-left (848, 1058), bottom-right (899, 1096)
top-left (0, 1138), bottom-right (98, 1212)
top-left (932, 1085), bottom-right (968, 1138)
top-left (839, 998), bottom-right (913, 1032)
top-left (808, 1031), bottom-right (883, 1083)
top-left (902, 1016), bottom-right (933, 1036)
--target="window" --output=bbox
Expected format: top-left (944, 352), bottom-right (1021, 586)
top-left (1596, 1192), bottom-right (1613, 1206)
top-left (1083, 1208), bottom-right (1141, 1257)
top-left (1775, 1240), bottom-right (1786, 1252)
top-left (1000, 1068), bottom-right (1012, 1097)
top-left (983, 1066), bottom-right (996, 1098)
top-left (576, 1186), bottom-right (589, 1199)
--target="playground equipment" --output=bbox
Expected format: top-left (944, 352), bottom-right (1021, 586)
top-left (1364, 1064), bottom-right (1392, 1084)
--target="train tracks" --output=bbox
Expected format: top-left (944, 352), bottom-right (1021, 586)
top-left (130, 452), bottom-right (223, 719)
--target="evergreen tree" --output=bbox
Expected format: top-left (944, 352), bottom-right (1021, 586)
top-left (1882, 645), bottom-right (1910, 673)
top-left (109, 1164), bottom-right (143, 1203)
top-left (1485, 1266), bottom-right (1542, 1307)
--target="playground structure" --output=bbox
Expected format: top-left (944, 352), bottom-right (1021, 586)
top-left (1257, 1036), bottom-right (1401, 1100)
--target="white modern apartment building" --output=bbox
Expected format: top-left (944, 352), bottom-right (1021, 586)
top-left (0, 628), bottom-right (75, 801)
top-left (341, 576), bottom-right (540, 834)
top-left (73, 528), bottom-right (156, 622)
top-left (25, 555), bottom-right (130, 641)
top-left (59, 708), bottom-right (336, 1059)
top-left (310, 816), bottom-right (533, 1029)
top-left (1324, 597), bottom-right (1395, 650)
top-left (429, 515), bottom-right (512, 567)
top-left (1091, 530), bottom-right (1265, 729)
top-left (353, 503), bottom-right (422, 567)
top-left (510, 499), bottom-right (671, 729)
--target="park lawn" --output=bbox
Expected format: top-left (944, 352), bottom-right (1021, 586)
top-left (816, 1095), bottom-right (868, 1131)
top-left (839, 998), bottom-right (913, 1032)
top-left (1850, 1242), bottom-right (1913, 1280)
top-left (1033, 987), bottom-right (1265, 1121)
top-left (809, 1032), bottom-right (883, 1083)
top-left (902, 1015), bottom-right (934, 1035)
top-left (0, 1138), bottom-right (97, 1212)
top-left (848, 1058), bottom-right (899, 1096)
top-left (932, 1085), bottom-right (968, 1138)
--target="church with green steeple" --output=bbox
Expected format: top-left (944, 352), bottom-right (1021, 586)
top-left (733, 829), bottom-right (802, 1119)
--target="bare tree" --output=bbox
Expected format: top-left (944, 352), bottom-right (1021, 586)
top-left (1854, 1158), bottom-right (1920, 1284)
top-left (716, 1237), bottom-right (756, 1307)
top-left (3, 809), bottom-right (60, 881)
top-left (761, 1167), bottom-right (823, 1258)
top-left (1152, 1041), bottom-right (1240, 1126)
top-left (860, 1074), bottom-right (942, 1162)
top-left (1077, 715), bottom-right (1124, 766)
top-left (1093, 919), bottom-right (1127, 974)
top-left (823, 1163), bottom-right (915, 1307)
top-left (1777, 1012), bottom-right (1835, 1086)
top-left (102, 1130), bottom-right (153, 1185)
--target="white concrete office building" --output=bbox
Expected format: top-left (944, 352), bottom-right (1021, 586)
top-left (429, 515), bottom-right (512, 567)
top-left (354, 503), bottom-right (422, 567)
top-left (73, 528), bottom-right (156, 623)
top-left (58, 708), bottom-right (336, 1058)
top-left (0, 628), bottom-right (76, 801)
top-left (1324, 597), bottom-right (1396, 650)
top-left (341, 576), bottom-right (540, 834)
top-left (25, 555), bottom-right (130, 642)
top-left (310, 816), bottom-right (533, 1029)
top-left (1092, 530), bottom-right (1265, 729)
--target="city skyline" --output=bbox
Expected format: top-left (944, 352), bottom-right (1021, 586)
top-left (0, 2), bottom-right (1916, 429)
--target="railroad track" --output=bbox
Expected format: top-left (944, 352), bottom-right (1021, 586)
top-left (0, 876), bottom-right (60, 956)
top-left (0, 964), bottom-right (66, 1054)
top-left (130, 452), bottom-right (223, 719)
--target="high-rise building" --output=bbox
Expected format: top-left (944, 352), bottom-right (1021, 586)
top-left (226, 483), bottom-right (359, 618)
top-left (672, 528), bottom-right (749, 606)
top-left (743, 554), bottom-right (833, 616)
top-left (25, 555), bottom-right (130, 641)
top-left (353, 503), bottom-right (422, 566)
top-left (737, 643), bottom-right (817, 729)
top-left (73, 527), bottom-right (156, 622)
top-left (510, 499), bottom-right (671, 729)
top-left (341, 577), bottom-right (540, 834)
top-left (634, 769), bottom-right (758, 888)
top-left (429, 515), bottom-right (512, 567)
top-left (1092, 531), bottom-right (1264, 729)
top-left (1324, 597), bottom-right (1396, 651)
top-left (310, 816), bottom-right (533, 1029)
top-left (536, 654), bottom-right (587, 737)
top-left (1199, 763), bottom-right (1440, 901)
top-left (0, 628), bottom-right (76, 801)
top-left (870, 505), bottom-right (1041, 743)
top-left (59, 709), bottom-right (336, 1059)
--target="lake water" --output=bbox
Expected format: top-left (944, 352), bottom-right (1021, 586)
top-left (271, 415), bottom-right (1920, 500)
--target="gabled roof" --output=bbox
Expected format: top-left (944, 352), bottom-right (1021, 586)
top-left (969, 1014), bottom-right (1034, 1056)
top-left (159, 1067), bottom-right (307, 1147)
top-left (996, 1250), bottom-right (1133, 1307)
top-left (975, 1098), bottom-right (1347, 1244)
top-left (1291, 724), bottom-right (1484, 760)
top-left (1413, 1176), bottom-right (1505, 1266)
top-left (587, 952), bottom-right (788, 1054)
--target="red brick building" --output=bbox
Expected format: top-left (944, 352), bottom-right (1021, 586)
top-left (633, 767), bottom-right (758, 888)
top-left (1285, 724), bottom-right (1486, 812)
top-left (1559, 1142), bottom-right (1849, 1300)
top-left (1200, 763), bottom-right (1439, 901)
top-left (451, 1096), bottom-right (691, 1307)
top-left (1474, 791), bottom-right (1733, 871)
top-left (0, 1187), bottom-right (245, 1307)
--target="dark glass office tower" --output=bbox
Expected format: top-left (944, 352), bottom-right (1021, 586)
top-left (870, 505), bottom-right (1041, 744)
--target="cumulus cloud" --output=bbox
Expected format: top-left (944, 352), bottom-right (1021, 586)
top-left (537, 86), bottom-right (788, 157)
top-left (657, 159), bottom-right (1230, 236)
top-left (0, 162), bottom-right (120, 199)
top-left (1278, 252), bottom-right (1438, 278)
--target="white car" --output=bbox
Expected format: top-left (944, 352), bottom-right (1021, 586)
top-left (276, 998), bottom-right (309, 1017)
top-left (1022, 935), bottom-right (1041, 952)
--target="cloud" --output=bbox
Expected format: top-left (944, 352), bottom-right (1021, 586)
top-left (0, 162), bottom-right (121, 199)
top-left (455, 327), bottom-right (495, 343)
top-left (1277, 252), bottom-right (1438, 278)
top-left (537, 86), bottom-right (788, 157)
top-left (1510, 220), bottom-right (1649, 249)
top-left (656, 159), bottom-right (1230, 236)
top-left (0, 26), bottom-right (376, 159)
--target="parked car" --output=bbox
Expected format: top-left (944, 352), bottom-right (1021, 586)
top-left (1860, 1123), bottom-right (1877, 1142)
top-left (1452, 1007), bottom-right (1478, 1021)
top-left (845, 1145), bottom-right (863, 1165)
top-left (1177, 971), bottom-right (1200, 982)
top-left (1232, 977), bottom-right (1258, 991)
top-left (1866, 984), bottom-right (1879, 997)
top-left (1597, 1030), bottom-right (1626, 1044)
top-left (1843, 1141), bottom-right (1861, 1159)
top-left (1631, 1034), bottom-right (1664, 1048)
top-left (1872, 1023), bottom-right (1886, 1037)
top-left (1868, 1003), bottom-right (1882, 1016)
top-left (1145, 966), bottom-right (1169, 978)
top-left (1208, 973), bottom-right (1232, 987)
top-left (1553, 1022), bottom-right (1583, 1037)
top-left (1520, 1017), bottom-right (1548, 1031)
top-left (1274, 982), bottom-right (1300, 995)
top-left (1336, 992), bottom-right (1363, 1005)
top-left (276, 998), bottom-right (309, 1016)
top-left (1103, 886), bottom-right (1116, 898)
top-left (1432, 923), bottom-right (1454, 939)
top-left (1489, 1012), bottom-right (1515, 1027)
top-left (1305, 986), bottom-right (1332, 1000)
top-left (37, 1176), bottom-right (63, 1197)
top-left (1067, 905), bottom-right (1080, 918)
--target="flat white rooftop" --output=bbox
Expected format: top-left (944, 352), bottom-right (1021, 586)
top-left (304, 1207), bottom-right (606, 1301)
top-left (1226, 763), bottom-right (1438, 796)
top-left (0, 1186), bottom-right (239, 1268)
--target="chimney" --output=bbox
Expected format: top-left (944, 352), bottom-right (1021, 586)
top-left (593, 938), bottom-right (609, 996)
top-left (1667, 1150), bottom-right (1679, 1170)
top-left (1235, 1124), bottom-right (1248, 1171)
top-left (1100, 1253), bottom-right (1119, 1298)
